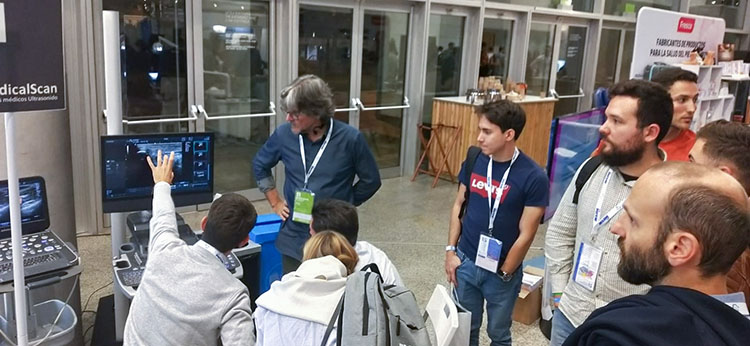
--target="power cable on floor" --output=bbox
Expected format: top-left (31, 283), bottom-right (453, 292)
top-left (83, 280), bottom-right (113, 312)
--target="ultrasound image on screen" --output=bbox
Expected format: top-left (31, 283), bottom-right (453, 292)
top-left (0, 179), bottom-right (46, 231)
top-left (102, 134), bottom-right (213, 204)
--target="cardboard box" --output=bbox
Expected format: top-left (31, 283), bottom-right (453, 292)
top-left (512, 266), bottom-right (544, 325)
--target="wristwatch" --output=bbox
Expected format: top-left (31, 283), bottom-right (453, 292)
top-left (499, 270), bottom-right (513, 282)
top-left (445, 245), bottom-right (457, 253)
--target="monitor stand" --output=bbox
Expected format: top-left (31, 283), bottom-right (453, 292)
top-left (126, 210), bottom-right (188, 231)
top-left (126, 211), bottom-right (199, 259)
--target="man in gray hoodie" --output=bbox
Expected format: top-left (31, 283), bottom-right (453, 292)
top-left (124, 150), bottom-right (258, 346)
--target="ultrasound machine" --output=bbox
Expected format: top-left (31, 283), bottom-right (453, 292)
top-left (100, 133), bottom-right (259, 299)
top-left (0, 177), bottom-right (81, 343)
top-left (0, 177), bottom-right (79, 285)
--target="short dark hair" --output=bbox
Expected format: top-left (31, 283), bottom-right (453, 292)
top-left (475, 100), bottom-right (526, 140)
top-left (651, 68), bottom-right (698, 90)
top-left (696, 120), bottom-right (750, 194)
top-left (311, 199), bottom-right (359, 246)
top-left (609, 80), bottom-right (673, 144)
top-left (202, 194), bottom-right (258, 253)
top-left (657, 185), bottom-right (750, 276)
top-left (279, 74), bottom-right (335, 124)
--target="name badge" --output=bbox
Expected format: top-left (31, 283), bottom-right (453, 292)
top-left (292, 189), bottom-right (315, 224)
top-left (573, 242), bottom-right (603, 292)
top-left (475, 234), bottom-right (502, 273)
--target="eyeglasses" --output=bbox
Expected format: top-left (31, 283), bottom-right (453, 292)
top-left (287, 111), bottom-right (302, 120)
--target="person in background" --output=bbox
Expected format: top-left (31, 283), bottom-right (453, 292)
top-left (309, 198), bottom-right (403, 286)
top-left (689, 119), bottom-right (750, 306)
top-left (563, 162), bottom-right (750, 346)
top-left (254, 231), bottom-right (358, 346)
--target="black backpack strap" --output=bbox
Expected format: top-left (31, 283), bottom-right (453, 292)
top-left (360, 263), bottom-right (382, 276)
top-left (360, 263), bottom-right (384, 284)
top-left (321, 293), bottom-right (346, 346)
top-left (458, 146), bottom-right (482, 219)
top-left (573, 156), bottom-right (603, 205)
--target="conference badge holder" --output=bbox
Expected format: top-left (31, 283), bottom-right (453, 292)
top-left (475, 234), bottom-right (502, 273)
top-left (292, 189), bottom-right (315, 224)
top-left (573, 242), bottom-right (603, 291)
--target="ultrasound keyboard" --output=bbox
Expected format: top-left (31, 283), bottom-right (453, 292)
top-left (115, 224), bottom-right (242, 292)
top-left (0, 230), bottom-right (79, 284)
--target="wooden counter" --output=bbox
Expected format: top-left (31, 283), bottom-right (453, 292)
top-left (429, 96), bottom-right (556, 177)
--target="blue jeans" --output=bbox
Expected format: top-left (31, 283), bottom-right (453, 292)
top-left (549, 309), bottom-right (576, 346)
top-left (455, 250), bottom-right (523, 346)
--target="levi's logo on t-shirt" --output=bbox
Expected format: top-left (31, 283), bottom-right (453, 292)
top-left (470, 173), bottom-right (511, 203)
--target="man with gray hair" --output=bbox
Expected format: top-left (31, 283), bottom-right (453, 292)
top-left (253, 74), bottom-right (381, 273)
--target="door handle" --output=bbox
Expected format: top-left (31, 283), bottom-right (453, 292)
top-left (550, 88), bottom-right (585, 99)
top-left (122, 106), bottom-right (199, 125)
top-left (202, 102), bottom-right (277, 120)
top-left (354, 97), bottom-right (410, 111)
top-left (334, 99), bottom-right (359, 113)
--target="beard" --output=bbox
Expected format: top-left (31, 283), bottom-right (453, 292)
top-left (600, 135), bottom-right (647, 167)
top-left (617, 238), bottom-right (671, 286)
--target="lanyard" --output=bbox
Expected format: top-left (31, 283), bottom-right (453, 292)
top-left (486, 147), bottom-right (519, 236)
top-left (195, 240), bottom-right (229, 267)
top-left (592, 168), bottom-right (624, 233)
top-left (299, 118), bottom-right (334, 189)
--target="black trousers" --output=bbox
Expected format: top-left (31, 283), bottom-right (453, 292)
top-left (282, 254), bottom-right (301, 274)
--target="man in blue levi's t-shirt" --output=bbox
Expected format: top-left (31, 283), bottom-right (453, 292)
top-left (445, 100), bottom-right (549, 346)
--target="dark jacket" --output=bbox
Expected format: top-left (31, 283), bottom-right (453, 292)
top-left (563, 285), bottom-right (750, 346)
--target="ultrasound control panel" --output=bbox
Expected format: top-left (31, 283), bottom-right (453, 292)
top-left (114, 219), bottom-right (244, 299)
top-left (0, 230), bottom-right (79, 284)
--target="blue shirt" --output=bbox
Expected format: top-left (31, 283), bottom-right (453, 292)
top-left (252, 119), bottom-right (382, 260)
top-left (457, 150), bottom-right (549, 268)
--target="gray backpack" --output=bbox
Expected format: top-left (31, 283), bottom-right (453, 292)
top-left (320, 264), bottom-right (432, 346)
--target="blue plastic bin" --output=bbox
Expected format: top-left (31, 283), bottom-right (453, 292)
top-left (249, 214), bottom-right (283, 294)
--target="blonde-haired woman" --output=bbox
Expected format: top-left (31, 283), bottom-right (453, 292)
top-left (254, 231), bottom-right (358, 346)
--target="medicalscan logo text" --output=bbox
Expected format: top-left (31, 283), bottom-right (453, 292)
top-left (678, 17), bottom-right (695, 33)
top-left (0, 3), bottom-right (6, 43)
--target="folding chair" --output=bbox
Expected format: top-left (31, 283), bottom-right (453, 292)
top-left (411, 123), bottom-right (462, 188)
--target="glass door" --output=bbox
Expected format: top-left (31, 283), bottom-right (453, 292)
top-left (594, 27), bottom-right (635, 95)
top-left (422, 11), bottom-right (467, 125)
top-left (549, 24), bottom-right (588, 116)
top-left (296, 1), bottom-right (411, 177)
top-left (355, 8), bottom-right (410, 173)
top-left (298, 5), bottom-right (356, 123)
top-left (525, 22), bottom-right (555, 98)
top-left (527, 18), bottom-right (590, 117)
top-left (103, 0), bottom-right (197, 134)
top-left (192, 0), bottom-right (274, 199)
top-left (480, 17), bottom-right (514, 82)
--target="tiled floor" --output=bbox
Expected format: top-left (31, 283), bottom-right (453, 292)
top-left (78, 175), bottom-right (549, 346)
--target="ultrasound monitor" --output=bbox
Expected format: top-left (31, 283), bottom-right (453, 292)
top-left (0, 176), bottom-right (50, 239)
top-left (101, 133), bottom-right (214, 213)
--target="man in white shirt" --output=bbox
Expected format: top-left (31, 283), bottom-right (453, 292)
top-left (124, 150), bottom-right (257, 346)
top-left (309, 198), bottom-right (403, 286)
